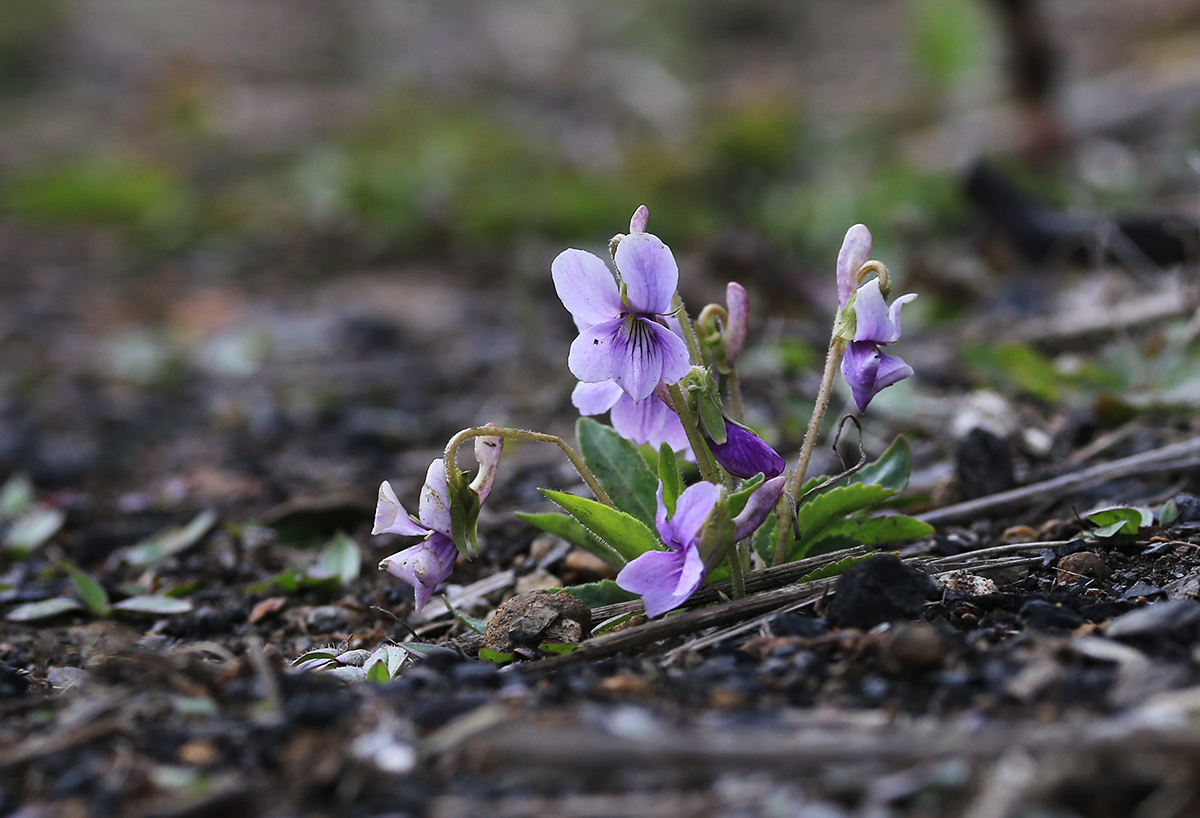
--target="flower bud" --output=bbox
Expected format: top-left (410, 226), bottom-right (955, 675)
top-left (708, 421), bottom-right (785, 480)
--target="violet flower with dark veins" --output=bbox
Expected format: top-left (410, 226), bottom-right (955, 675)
top-left (552, 209), bottom-right (691, 402)
top-left (841, 277), bottom-right (917, 413)
top-left (707, 420), bottom-right (785, 480)
top-left (373, 433), bottom-right (502, 611)
top-left (617, 475), bottom-right (786, 617)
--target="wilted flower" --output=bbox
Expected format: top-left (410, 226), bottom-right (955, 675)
top-left (833, 224), bottom-right (917, 413)
top-left (552, 209), bottom-right (691, 403)
top-left (617, 475), bottom-right (786, 617)
top-left (707, 420), bottom-right (785, 480)
top-left (374, 433), bottom-right (502, 610)
top-left (572, 380), bottom-right (689, 453)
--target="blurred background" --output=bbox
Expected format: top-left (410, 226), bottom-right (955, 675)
top-left (2, 0), bottom-right (1200, 541)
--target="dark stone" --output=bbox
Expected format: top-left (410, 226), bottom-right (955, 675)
top-left (0, 664), bottom-right (29, 698)
top-left (769, 612), bottom-right (829, 638)
top-left (1106, 600), bottom-right (1200, 641)
top-left (955, 427), bottom-right (1016, 501)
top-left (826, 555), bottom-right (938, 630)
top-left (1121, 581), bottom-right (1164, 601)
top-left (1170, 493), bottom-right (1200, 524)
top-left (1020, 599), bottom-right (1084, 631)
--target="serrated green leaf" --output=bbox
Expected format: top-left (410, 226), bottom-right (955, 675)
top-left (802, 436), bottom-right (913, 498)
top-left (111, 596), bottom-right (194, 615)
top-left (4, 506), bottom-right (65, 554)
top-left (541, 489), bottom-right (662, 563)
top-left (538, 642), bottom-right (581, 655)
top-left (658, 443), bottom-right (682, 518)
top-left (1087, 506), bottom-right (1152, 537)
top-left (443, 594), bottom-right (487, 635)
top-left (795, 553), bottom-right (875, 583)
top-left (70, 569), bottom-right (110, 618)
top-left (122, 510), bottom-right (217, 567)
top-left (478, 647), bottom-right (514, 664)
top-left (789, 484), bottom-right (894, 562)
top-left (807, 515), bottom-right (934, 552)
top-left (0, 473), bottom-right (34, 521)
top-left (576, 418), bottom-right (659, 528)
top-left (314, 533), bottom-right (361, 585)
top-left (564, 579), bottom-right (639, 608)
top-left (6, 596), bottom-right (84, 622)
top-left (515, 511), bottom-right (625, 568)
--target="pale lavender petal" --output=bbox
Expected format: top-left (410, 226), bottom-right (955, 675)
top-left (733, 475), bottom-right (787, 541)
top-left (568, 317), bottom-right (623, 383)
top-left (842, 340), bottom-right (882, 413)
top-left (610, 392), bottom-right (663, 445)
top-left (616, 544), bottom-right (706, 618)
top-left (709, 422), bottom-right (785, 480)
top-left (659, 481), bottom-right (720, 551)
top-left (469, 428), bottom-right (504, 505)
top-left (852, 278), bottom-right (896, 343)
top-left (837, 224), bottom-right (872, 309)
top-left (372, 481), bottom-right (428, 537)
top-left (378, 533), bottom-right (458, 611)
top-left (609, 317), bottom-right (678, 402)
top-left (552, 249), bottom-right (622, 327)
top-left (723, 282), bottom-right (749, 365)
top-left (418, 459), bottom-right (452, 536)
top-left (874, 350), bottom-right (913, 392)
top-left (629, 204), bottom-right (649, 234)
top-left (886, 293), bottom-right (917, 341)
top-left (614, 233), bottom-right (677, 315)
top-left (572, 380), bottom-right (623, 415)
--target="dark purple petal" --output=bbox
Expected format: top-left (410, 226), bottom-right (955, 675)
top-left (836, 224), bottom-right (872, 309)
top-left (873, 350), bottom-right (913, 392)
top-left (379, 533), bottom-right (458, 611)
top-left (733, 475), bottom-right (787, 541)
top-left (616, 544), bottom-right (706, 618)
top-left (614, 233), bottom-right (677, 315)
top-left (572, 380), bottom-right (623, 415)
top-left (418, 459), bottom-right (452, 536)
top-left (842, 340), bottom-right (882, 413)
top-left (552, 249), bottom-right (622, 327)
top-left (658, 481), bottom-right (720, 551)
top-left (708, 421), bottom-right (785, 480)
top-left (567, 317), bottom-right (623, 383)
top-left (372, 481), bottom-right (428, 537)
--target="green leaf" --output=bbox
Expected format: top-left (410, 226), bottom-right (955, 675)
top-left (4, 506), bottom-right (65, 554)
top-left (111, 596), bottom-right (194, 615)
top-left (753, 513), bottom-right (776, 565)
top-left (658, 443), bottom-right (683, 518)
top-left (789, 484), bottom-right (894, 562)
top-left (70, 569), bottom-right (110, 618)
top-left (802, 436), bottom-right (913, 498)
top-left (1088, 506), bottom-right (1153, 538)
top-left (121, 510), bottom-right (217, 567)
top-left (363, 645), bottom-right (409, 683)
top-left (397, 642), bottom-right (458, 659)
top-left (478, 647), bottom-right (514, 664)
top-left (515, 511), bottom-right (625, 568)
top-left (314, 533), bottom-right (361, 585)
top-left (806, 515), bottom-right (934, 553)
top-left (1160, 499), bottom-right (1180, 526)
top-left (728, 473), bottom-right (765, 519)
top-left (541, 489), bottom-right (661, 563)
top-left (6, 596), bottom-right (84, 622)
top-left (795, 553), bottom-right (876, 583)
top-left (365, 658), bottom-right (392, 683)
top-left (564, 579), bottom-right (639, 608)
top-left (538, 642), bottom-right (581, 655)
top-left (576, 418), bottom-right (659, 528)
top-left (443, 594), bottom-right (487, 635)
top-left (0, 473), bottom-right (34, 521)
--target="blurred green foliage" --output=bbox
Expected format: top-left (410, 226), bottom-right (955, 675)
top-left (0, 0), bottom-right (65, 92)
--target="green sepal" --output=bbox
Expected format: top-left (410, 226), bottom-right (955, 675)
top-left (540, 489), bottom-right (662, 563)
top-left (564, 579), bottom-right (639, 608)
top-left (447, 469), bottom-right (482, 560)
top-left (727, 473), bottom-right (765, 518)
top-left (697, 391), bottom-right (727, 445)
top-left (695, 488), bottom-right (735, 567)
top-left (833, 295), bottom-right (857, 340)
top-left (658, 443), bottom-right (683, 518)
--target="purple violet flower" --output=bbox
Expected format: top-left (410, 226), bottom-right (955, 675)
top-left (708, 420), bottom-right (785, 480)
top-left (841, 277), bottom-right (917, 413)
top-left (617, 475), bottom-right (786, 617)
top-left (572, 380), bottom-right (689, 453)
top-left (374, 433), bottom-right (503, 611)
top-left (552, 216), bottom-right (691, 403)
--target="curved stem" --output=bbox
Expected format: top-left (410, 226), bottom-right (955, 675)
top-left (667, 383), bottom-right (722, 484)
top-left (444, 426), bottom-right (613, 508)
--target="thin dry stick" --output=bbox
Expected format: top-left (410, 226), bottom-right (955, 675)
top-left (918, 439), bottom-right (1200, 526)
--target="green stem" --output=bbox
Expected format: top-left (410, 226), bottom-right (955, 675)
top-left (667, 383), bottom-right (722, 484)
top-left (773, 334), bottom-right (846, 566)
top-left (672, 294), bottom-right (703, 365)
top-left (727, 369), bottom-right (744, 423)
top-left (444, 426), bottom-right (613, 508)
top-left (726, 544), bottom-right (746, 599)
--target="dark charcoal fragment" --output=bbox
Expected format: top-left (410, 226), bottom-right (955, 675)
top-left (1106, 600), bottom-right (1200, 642)
top-left (1170, 493), bottom-right (1200, 524)
top-left (955, 427), bottom-right (1016, 501)
top-left (770, 612), bottom-right (829, 638)
top-left (1020, 599), bottom-right (1084, 631)
top-left (826, 555), bottom-right (938, 630)
top-left (0, 664), bottom-right (29, 697)
top-left (1121, 581), bottom-right (1164, 601)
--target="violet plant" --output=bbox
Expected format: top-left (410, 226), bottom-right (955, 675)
top-left (371, 208), bottom-right (932, 627)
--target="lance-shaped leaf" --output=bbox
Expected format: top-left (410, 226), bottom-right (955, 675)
top-left (789, 484), bottom-right (895, 562)
top-left (658, 442), bottom-right (683, 518)
top-left (576, 418), bottom-right (659, 528)
top-left (541, 489), bottom-right (661, 563)
top-left (515, 511), bottom-right (625, 568)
